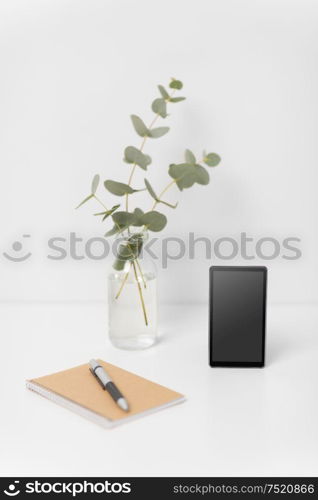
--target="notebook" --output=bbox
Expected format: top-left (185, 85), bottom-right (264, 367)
top-left (26, 360), bottom-right (185, 428)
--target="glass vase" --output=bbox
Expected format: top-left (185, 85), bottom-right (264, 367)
top-left (107, 231), bottom-right (158, 350)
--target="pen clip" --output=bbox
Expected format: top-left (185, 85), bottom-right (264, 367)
top-left (89, 367), bottom-right (106, 390)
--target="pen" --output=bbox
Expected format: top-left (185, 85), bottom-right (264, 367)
top-left (89, 359), bottom-right (129, 412)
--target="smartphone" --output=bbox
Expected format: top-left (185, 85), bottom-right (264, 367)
top-left (209, 266), bottom-right (267, 367)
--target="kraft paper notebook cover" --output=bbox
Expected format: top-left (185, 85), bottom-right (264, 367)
top-left (26, 360), bottom-right (185, 428)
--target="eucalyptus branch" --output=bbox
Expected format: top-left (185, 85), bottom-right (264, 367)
top-left (125, 90), bottom-right (176, 212)
top-left (93, 193), bottom-right (147, 298)
top-left (77, 78), bottom-right (222, 328)
top-left (125, 113), bottom-right (160, 212)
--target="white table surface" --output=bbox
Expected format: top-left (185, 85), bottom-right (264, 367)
top-left (0, 302), bottom-right (317, 477)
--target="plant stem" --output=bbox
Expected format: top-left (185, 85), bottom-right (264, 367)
top-left (125, 88), bottom-right (176, 212)
top-left (115, 264), bottom-right (131, 299)
top-left (94, 194), bottom-right (148, 323)
top-left (135, 257), bottom-right (147, 288)
top-left (152, 179), bottom-right (177, 210)
top-left (94, 194), bottom-right (108, 210)
top-left (125, 113), bottom-right (160, 212)
top-left (132, 260), bottom-right (148, 325)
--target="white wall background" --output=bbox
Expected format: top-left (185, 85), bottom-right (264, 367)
top-left (0, 0), bottom-right (317, 304)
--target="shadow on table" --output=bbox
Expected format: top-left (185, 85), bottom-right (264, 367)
top-left (265, 331), bottom-right (299, 366)
top-left (159, 305), bottom-right (208, 346)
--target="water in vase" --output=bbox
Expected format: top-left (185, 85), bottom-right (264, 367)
top-left (108, 271), bottom-right (158, 350)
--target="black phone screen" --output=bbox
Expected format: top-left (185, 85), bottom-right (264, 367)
top-left (209, 266), bottom-right (267, 367)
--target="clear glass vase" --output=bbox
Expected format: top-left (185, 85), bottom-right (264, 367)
top-left (108, 231), bottom-right (158, 350)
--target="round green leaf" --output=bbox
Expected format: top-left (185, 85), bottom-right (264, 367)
top-left (130, 115), bottom-right (149, 137)
top-left (142, 211), bottom-right (167, 232)
top-left (104, 180), bottom-right (139, 196)
top-left (168, 163), bottom-right (197, 190)
top-left (124, 146), bottom-right (151, 170)
top-left (148, 127), bottom-right (169, 138)
top-left (169, 163), bottom-right (210, 190)
top-left (132, 208), bottom-right (144, 226)
top-left (203, 152), bottom-right (221, 167)
top-left (169, 79), bottom-right (183, 90)
top-left (194, 165), bottom-right (210, 185)
top-left (112, 211), bottom-right (136, 226)
top-left (152, 98), bottom-right (167, 118)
